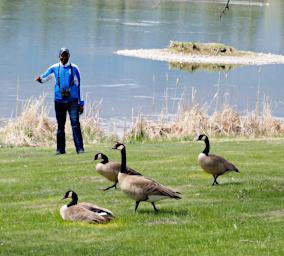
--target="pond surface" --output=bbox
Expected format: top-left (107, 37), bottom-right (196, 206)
top-left (0, 0), bottom-right (283, 123)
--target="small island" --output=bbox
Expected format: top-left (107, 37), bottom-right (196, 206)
top-left (115, 41), bottom-right (284, 66)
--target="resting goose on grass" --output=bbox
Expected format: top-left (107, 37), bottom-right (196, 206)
top-left (113, 142), bottom-right (181, 212)
top-left (94, 152), bottom-right (142, 190)
top-left (60, 190), bottom-right (115, 223)
top-left (195, 134), bottom-right (239, 186)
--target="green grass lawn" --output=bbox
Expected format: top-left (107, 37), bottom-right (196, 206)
top-left (1, 138), bottom-right (284, 255)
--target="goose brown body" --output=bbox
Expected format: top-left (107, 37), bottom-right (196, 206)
top-left (196, 134), bottom-right (239, 185)
top-left (118, 173), bottom-right (181, 202)
top-left (113, 143), bottom-right (181, 212)
top-left (60, 191), bottom-right (115, 223)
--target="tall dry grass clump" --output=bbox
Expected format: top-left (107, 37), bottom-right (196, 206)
top-left (211, 106), bottom-right (242, 135)
top-left (125, 96), bottom-right (284, 141)
top-left (126, 103), bottom-right (209, 141)
top-left (172, 104), bottom-right (209, 136)
top-left (0, 95), bottom-right (104, 147)
top-left (1, 93), bottom-right (284, 146)
top-left (240, 97), bottom-right (284, 137)
top-left (0, 95), bottom-right (55, 146)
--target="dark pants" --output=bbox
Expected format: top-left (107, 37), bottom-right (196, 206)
top-left (55, 101), bottom-right (84, 153)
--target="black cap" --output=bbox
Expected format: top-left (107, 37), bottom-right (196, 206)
top-left (59, 48), bottom-right (70, 58)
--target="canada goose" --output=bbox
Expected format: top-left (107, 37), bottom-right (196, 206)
top-left (94, 152), bottom-right (142, 191)
top-left (60, 190), bottom-right (115, 223)
top-left (113, 142), bottom-right (181, 212)
top-left (195, 134), bottom-right (239, 185)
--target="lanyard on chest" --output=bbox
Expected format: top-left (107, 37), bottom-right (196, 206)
top-left (57, 64), bottom-right (73, 91)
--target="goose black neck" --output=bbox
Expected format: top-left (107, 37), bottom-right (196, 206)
top-left (120, 148), bottom-right (127, 173)
top-left (101, 155), bottom-right (109, 164)
top-left (202, 137), bottom-right (210, 156)
top-left (67, 194), bottom-right (78, 207)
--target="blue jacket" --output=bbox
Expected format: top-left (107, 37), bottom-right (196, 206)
top-left (39, 62), bottom-right (83, 103)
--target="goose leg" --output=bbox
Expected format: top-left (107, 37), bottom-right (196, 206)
top-left (135, 201), bottom-right (140, 212)
top-left (212, 176), bottom-right (216, 186)
top-left (151, 202), bottom-right (159, 213)
top-left (215, 175), bottom-right (219, 185)
top-left (212, 175), bottom-right (219, 186)
top-left (104, 183), bottom-right (116, 191)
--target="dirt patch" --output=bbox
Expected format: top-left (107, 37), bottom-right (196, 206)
top-left (168, 41), bottom-right (252, 57)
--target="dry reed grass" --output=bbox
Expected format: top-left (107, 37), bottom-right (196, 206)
top-left (125, 96), bottom-right (284, 141)
top-left (1, 93), bottom-right (283, 147)
top-left (0, 95), bottom-right (55, 146)
top-left (0, 95), bottom-right (104, 147)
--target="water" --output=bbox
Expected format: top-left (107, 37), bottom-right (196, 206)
top-left (0, 0), bottom-right (283, 122)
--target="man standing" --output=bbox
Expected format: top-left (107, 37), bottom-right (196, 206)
top-left (35, 48), bottom-right (84, 155)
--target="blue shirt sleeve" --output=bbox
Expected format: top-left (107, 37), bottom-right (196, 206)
top-left (73, 65), bottom-right (82, 102)
top-left (40, 65), bottom-right (56, 83)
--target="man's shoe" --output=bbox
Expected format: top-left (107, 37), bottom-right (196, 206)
top-left (77, 149), bottom-right (84, 154)
top-left (55, 150), bottom-right (66, 155)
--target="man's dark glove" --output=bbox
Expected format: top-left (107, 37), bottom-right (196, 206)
top-left (79, 105), bottom-right (84, 115)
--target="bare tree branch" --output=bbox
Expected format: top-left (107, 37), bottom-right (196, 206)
top-left (220, 0), bottom-right (231, 19)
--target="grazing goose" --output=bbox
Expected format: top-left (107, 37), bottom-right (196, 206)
top-left (60, 190), bottom-right (115, 223)
top-left (113, 142), bottom-right (181, 212)
top-left (94, 152), bottom-right (142, 191)
top-left (195, 134), bottom-right (239, 185)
